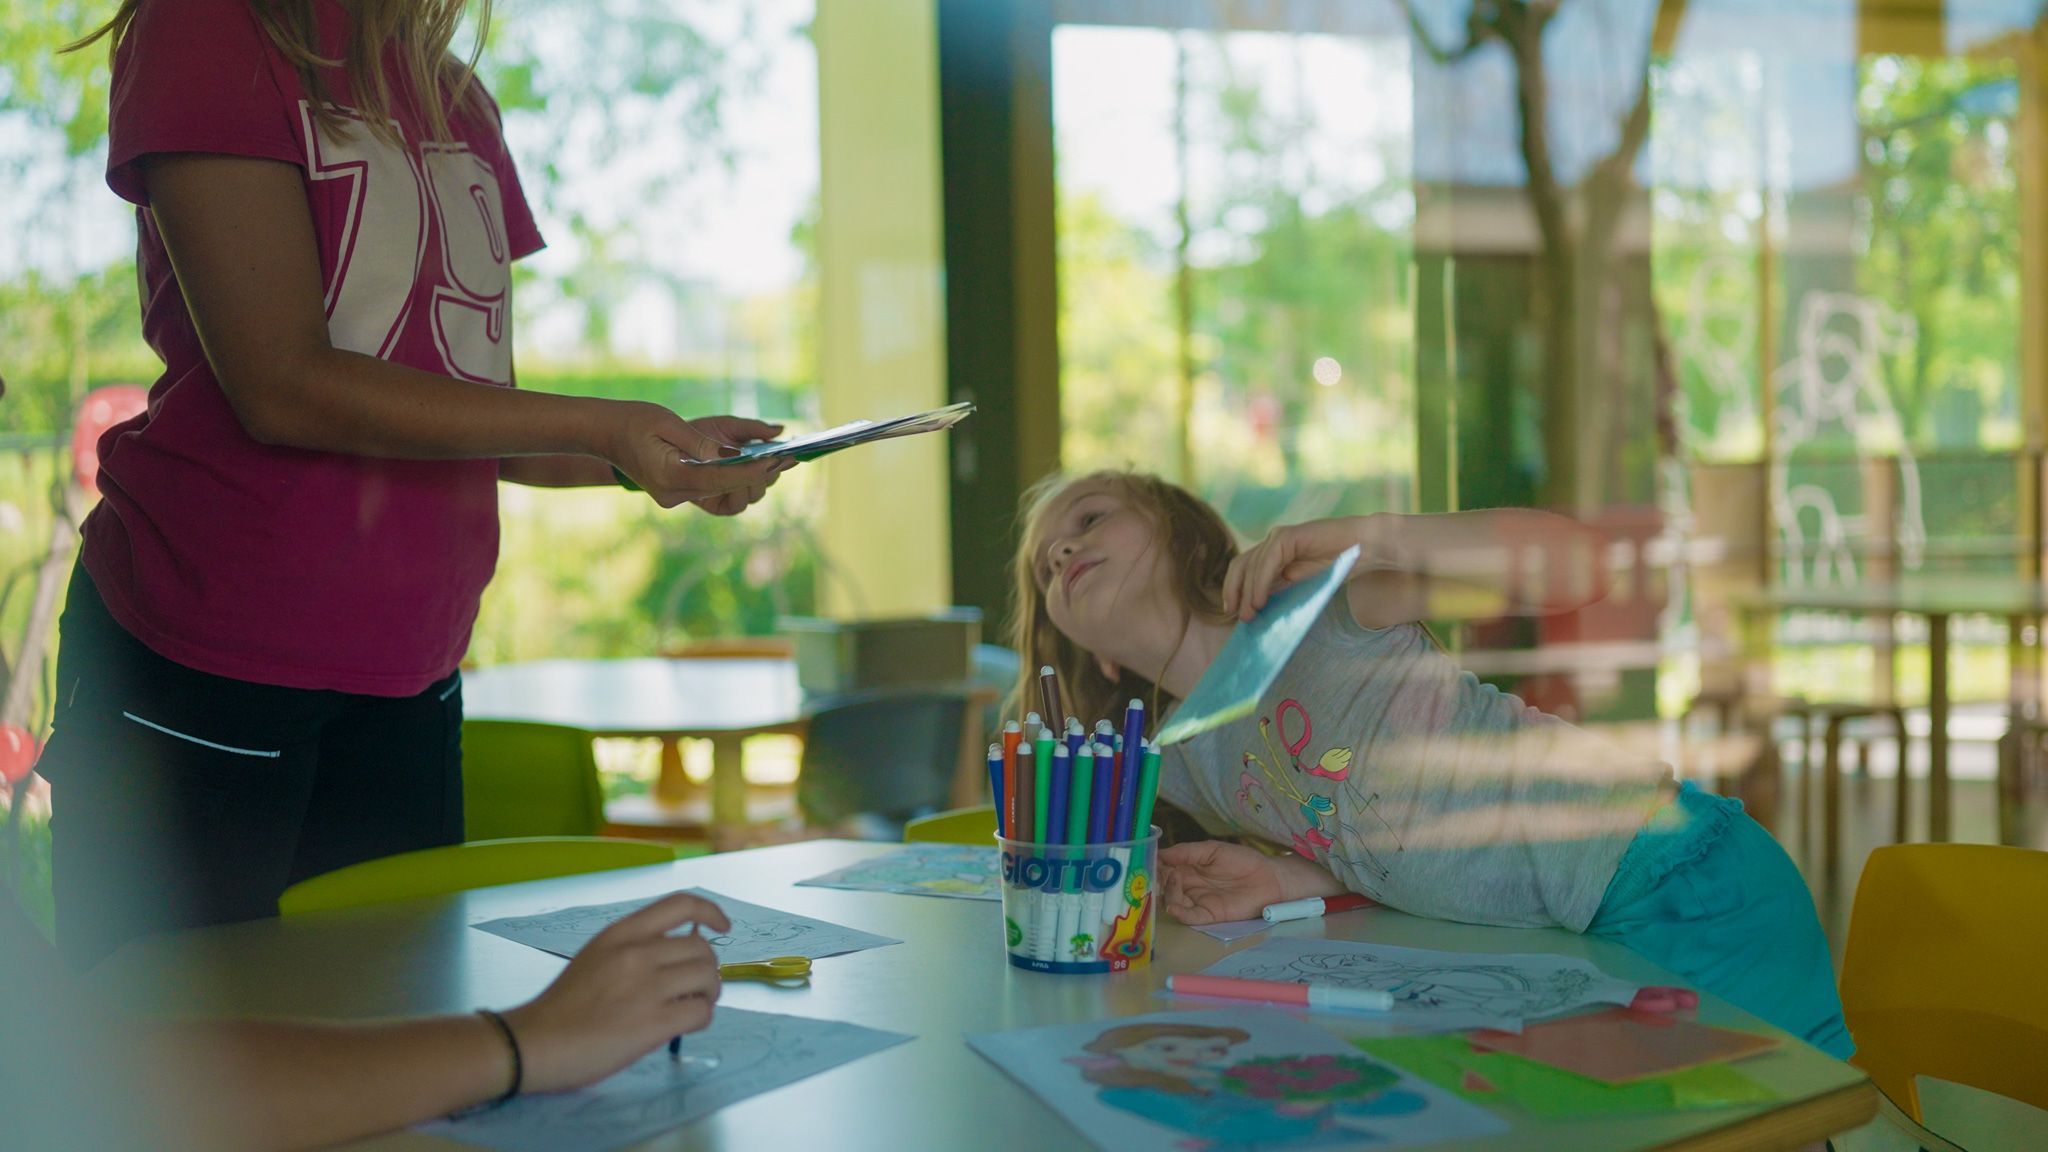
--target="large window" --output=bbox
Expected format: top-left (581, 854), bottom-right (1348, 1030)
top-left (1054, 16), bottom-right (1417, 535)
top-left (1047, 0), bottom-right (2043, 719)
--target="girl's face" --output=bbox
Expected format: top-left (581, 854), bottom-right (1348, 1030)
top-left (1119, 1034), bottom-right (1236, 1078)
top-left (1033, 482), bottom-right (1175, 660)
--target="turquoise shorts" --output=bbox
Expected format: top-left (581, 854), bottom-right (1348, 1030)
top-left (1587, 782), bottom-right (1852, 1059)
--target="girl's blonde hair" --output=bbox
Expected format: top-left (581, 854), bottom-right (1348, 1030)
top-left (68, 0), bottom-right (492, 150)
top-left (1007, 470), bottom-right (1238, 731)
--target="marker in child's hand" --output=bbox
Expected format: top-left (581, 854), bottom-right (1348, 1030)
top-left (1260, 892), bottom-right (1375, 923)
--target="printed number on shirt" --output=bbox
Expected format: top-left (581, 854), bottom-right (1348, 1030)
top-left (300, 102), bottom-right (514, 385)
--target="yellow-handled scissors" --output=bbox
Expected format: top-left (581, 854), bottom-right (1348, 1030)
top-left (718, 955), bottom-right (812, 987)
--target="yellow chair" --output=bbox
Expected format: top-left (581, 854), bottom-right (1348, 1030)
top-left (279, 837), bottom-right (675, 915)
top-left (903, 804), bottom-right (996, 845)
top-left (1840, 844), bottom-right (2048, 1125)
top-left (461, 719), bottom-right (605, 840)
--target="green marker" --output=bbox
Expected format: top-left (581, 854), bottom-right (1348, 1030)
top-left (1132, 740), bottom-right (1163, 839)
top-left (1032, 731), bottom-right (1054, 844)
top-left (1067, 743), bottom-right (1095, 844)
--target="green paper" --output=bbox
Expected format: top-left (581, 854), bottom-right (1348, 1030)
top-left (1356, 1035), bottom-right (1782, 1121)
top-left (1154, 545), bottom-right (1360, 746)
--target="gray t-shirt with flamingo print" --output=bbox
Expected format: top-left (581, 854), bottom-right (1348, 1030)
top-left (1158, 599), bottom-right (1672, 933)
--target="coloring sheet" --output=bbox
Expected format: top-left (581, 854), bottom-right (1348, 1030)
top-left (471, 887), bottom-right (901, 964)
top-left (422, 1007), bottom-right (911, 1152)
top-left (795, 843), bottom-right (1001, 901)
top-left (1154, 547), bottom-right (1359, 747)
top-left (967, 1007), bottom-right (1505, 1152)
top-left (1195, 939), bottom-right (1641, 1035)
top-left (1189, 918), bottom-right (1274, 943)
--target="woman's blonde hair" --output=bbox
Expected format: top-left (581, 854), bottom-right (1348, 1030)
top-left (68, 0), bottom-right (492, 150)
top-left (1007, 469), bottom-right (1238, 732)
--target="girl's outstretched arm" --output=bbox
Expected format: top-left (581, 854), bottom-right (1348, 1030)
top-left (1226, 511), bottom-right (1611, 629)
top-left (143, 153), bottom-right (785, 510)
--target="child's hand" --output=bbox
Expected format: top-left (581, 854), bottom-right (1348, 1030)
top-left (1224, 516), bottom-right (1396, 621)
top-left (1159, 841), bottom-right (1289, 924)
top-left (610, 405), bottom-right (791, 512)
top-left (501, 891), bottom-right (729, 1093)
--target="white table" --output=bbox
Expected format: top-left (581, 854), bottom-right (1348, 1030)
top-left (92, 841), bottom-right (1875, 1151)
top-left (462, 658), bottom-right (807, 831)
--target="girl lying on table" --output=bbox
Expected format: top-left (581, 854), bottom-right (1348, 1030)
top-left (1009, 469), bottom-right (1850, 1059)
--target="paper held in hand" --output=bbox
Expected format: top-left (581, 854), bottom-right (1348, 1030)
top-left (1152, 545), bottom-right (1360, 746)
top-left (711, 400), bottom-right (976, 465)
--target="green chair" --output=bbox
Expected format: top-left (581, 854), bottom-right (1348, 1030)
top-left (903, 804), bottom-right (996, 845)
top-left (279, 836), bottom-right (674, 915)
top-left (461, 719), bottom-right (605, 840)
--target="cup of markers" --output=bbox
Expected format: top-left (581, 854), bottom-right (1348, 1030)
top-left (992, 692), bottom-right (1162, 974)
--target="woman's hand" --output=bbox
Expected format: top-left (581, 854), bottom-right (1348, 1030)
top-left (1159, 841), bottom-right (1291, 924)
top-left (609, 405), bottom-right (791, 512)
top-left (1223, 516), bottom-right (1398, 621)
top-left (501, 891), bottom-right (729, 1093)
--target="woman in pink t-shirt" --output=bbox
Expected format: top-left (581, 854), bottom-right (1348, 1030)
top-left (43, 0), bottom-right (790, 969)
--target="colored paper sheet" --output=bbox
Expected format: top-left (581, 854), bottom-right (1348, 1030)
top-left (472, 887), bottom-right (900, 964)
top-left (422, 1008), bottom-right (911, 1152)
top-left (1466, 1007), bottom-right (1779, 1084)
top-left (967, 1007), bottom-right (1506, 1152)
top-left (795, 843), bottom-right (1001, 901)
top-left (1153, 546), bottom-right (1360, 747)
top-left (1356, 1034), bottom-right (1783, 1120)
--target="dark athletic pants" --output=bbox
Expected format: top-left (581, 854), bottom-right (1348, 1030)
top-left (40, 564), bottom-right (464, 968)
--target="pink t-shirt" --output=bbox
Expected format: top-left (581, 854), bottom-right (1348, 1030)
top-left (86, 0), bottom-right (545, 696)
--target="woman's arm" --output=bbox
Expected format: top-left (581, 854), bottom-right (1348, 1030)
top-left (1225, 511), bottom-right (1612, 630)
top-left (143, 153), bottom-right (783, 508)
top-left (136, 891), bottom-right (729, 1151)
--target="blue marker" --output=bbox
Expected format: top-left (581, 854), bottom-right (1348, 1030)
top-left (1116, 698), bottom-right (1146, 840)
top-left (986, 742), bottom-right (1005, 836)
top-left (1088, 740), bottom-right (1115, 843)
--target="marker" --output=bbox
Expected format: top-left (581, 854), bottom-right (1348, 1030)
top-left (1046, 743), bottom-right (1072, 844)
top-left (1023, 711), bottom-right (1043, 746)
top-left (1001, 721), bottom-right (1023, 841)
top-left (1131, 740), bottom-right (1163, 839)
top-left (1032, 729), bottom-right (1055, 844)
top-left (1094, 720), bottom-right (1119, 832)
top-left (1016, 730), bottom-right (1038, 842)
top-left (1261, 893), bottom-right (1376, 923)
top-left (986, 742), bottom-right (1005, 836)
top-left (1115, 698), bottom-right (1146, 839)
top-left (1064, 717), bottom-right (1085, 764)
top-left (1038, 665), bottom-right (1062, 728)
top-left (1087, 741), bottom-right (1115, 843)
top-left (1067, 743), bottom-right (1095, 844)
top-left (1166, 974), bottom-right (1393, 1014)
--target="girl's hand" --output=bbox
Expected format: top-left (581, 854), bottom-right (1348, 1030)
top-left (610, 405), bottom-right (791, 512)
top-left (500, 891), bottom-right (729, 1093)
top-left (1224, 516), bottom-right (1398, 621)
top-left (1159, 840), bottom-right (1289, 924)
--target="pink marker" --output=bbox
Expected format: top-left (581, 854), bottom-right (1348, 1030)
top-left (1166, 974), bottom-right (1393, 1014)
top-left (1260, 892), bottom-right (1376, 923)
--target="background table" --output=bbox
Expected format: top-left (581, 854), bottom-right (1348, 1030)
top-left (463, 658), bottom-right (807, 833)
top-left (93, 840), bottom-right (1875, 1151)
top-left (1739, 577), bottom-right (2048, 843)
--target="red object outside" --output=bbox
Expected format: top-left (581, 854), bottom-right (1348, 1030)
top-left (71, 384), bottom-right (150, 495)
